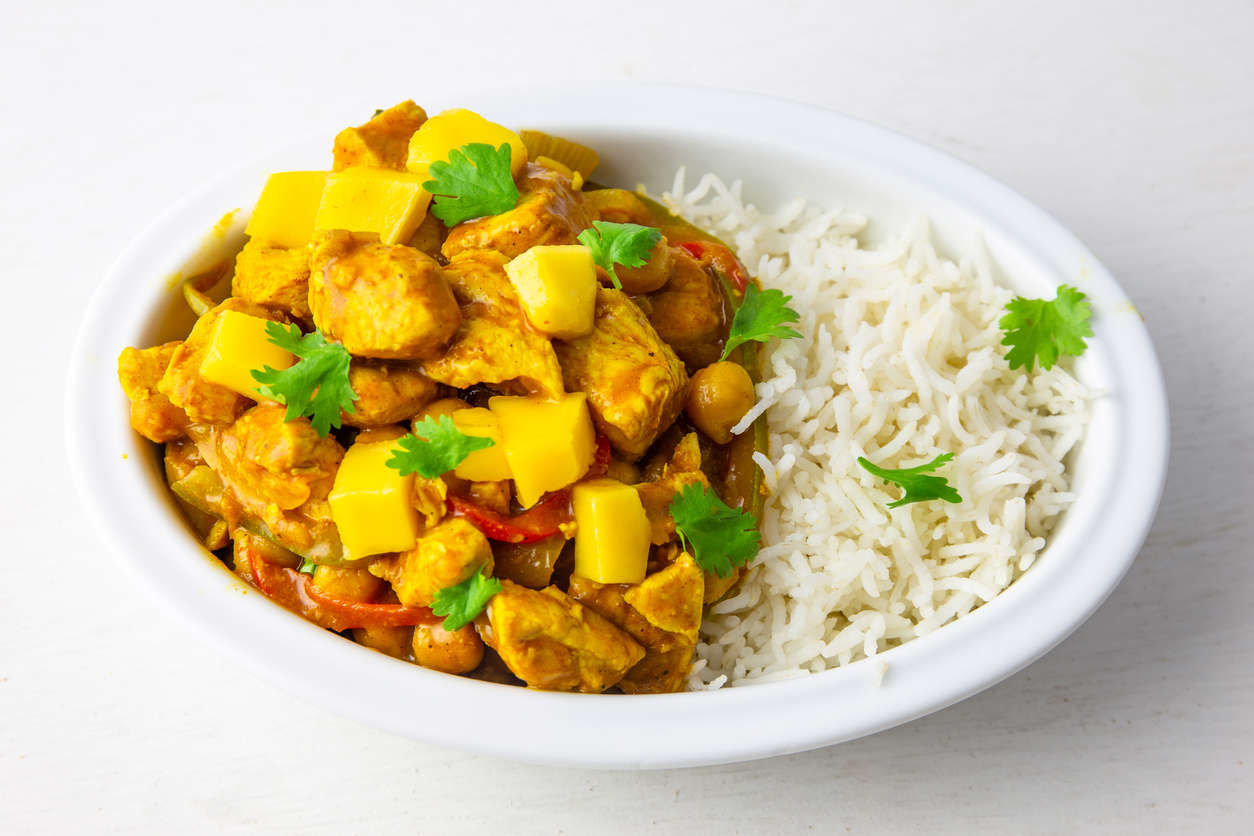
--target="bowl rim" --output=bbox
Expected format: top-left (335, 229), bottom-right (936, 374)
top-left (66, 82), bottom-right (1169, 769)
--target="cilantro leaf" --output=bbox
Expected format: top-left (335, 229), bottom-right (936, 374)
top-left (422, 143), bottom-right (521, 226)
top-left (386, 415), bottom-right (495, 479)
top-left (251, 322), bottom-right (357, 437)
top-left (431, 568), bottom-right (502, 631)
top-left (577, 221), bottom-right (662, 289)
top-left (857, 453), bottom-right (963, 509)
top-left (668, 483), bottom-right (761, 578)
top-left (721, 283), bottom-right (802, 360)
top-left (999, 284), bottom-right (1093, 372)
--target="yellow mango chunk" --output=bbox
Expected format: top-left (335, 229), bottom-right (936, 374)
top-left (503, 245), bottom-right (597, 339)
top-left (245, 171), bottom-right (328, 248)
top-left (406, 108), bottom-right (527, 176)
top-left (314, 168), bottom-right (433, 245)
top-left (451, 408), bottom-right (511, 482)
top-left (329, 440), bottom-right (420, 560)
top-left (198, 310), bottom-right (293, 400)
top-left (572, 479), bottom-right (651, 585)
top-left (489, 394), bottom-right (595, 508)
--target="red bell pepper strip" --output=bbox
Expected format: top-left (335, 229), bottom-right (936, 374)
top-left (446, 435), bottom-right (611, 544)
top-left (250, 557), bottom-right (438, 630)
top-left (447, 491), bottom-right (572, 545)
top-left (674, 240), bottom-right (751, 295)
top-left (588, 433), bottom-right (612, 478)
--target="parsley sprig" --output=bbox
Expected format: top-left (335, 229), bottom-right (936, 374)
top-left (422, 143), bottom-right (521, 226)
top-left (577, 221), bottom-right (662, 289)
top-left (668, 483), bottom-right (761, 578)
top-left (386, 415), bottom-right (495, 479)
top-left (721, 283), bottom-right (802, 360)
top-left (999, 284), bottom-right (1093, 372)
top-left (857, 453), bottom-right (962, 509)
top-left (432, 568), bottom-right (502, 631)
top-left (251, 323), bottom-right (357, 437)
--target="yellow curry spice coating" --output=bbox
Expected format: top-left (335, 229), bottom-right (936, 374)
top-left (308, 230), bottom-right (461, 360)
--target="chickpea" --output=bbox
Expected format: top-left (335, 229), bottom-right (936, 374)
top-left (311, 565), bottom-right (382, 602)
top-left (613, 239), bottom-right (674, 294)
top-left (412, 622), bottom-right (485, 674)
top-left (353, 626), bottom-right (414, 660)
top-left (685, 361), bottom-right (756, 445)
top-left (413, 397), bottom-right (470, 429)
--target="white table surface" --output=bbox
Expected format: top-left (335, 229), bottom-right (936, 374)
top-left (4, 1), bottom-right (1251, 832)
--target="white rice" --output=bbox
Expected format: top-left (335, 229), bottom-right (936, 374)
top-left (653, 170), bottom-right (1091, 689)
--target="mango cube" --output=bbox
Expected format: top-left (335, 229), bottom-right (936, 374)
top-left (406, 108), bottom-right (527, 176)
top-left (489, 393), bottom-right (595, 508)
top-left (198, 310), bottom-right (293, 400)
top-left (503, 245), bottom-right (597, 339)
top-left (314, 168), bottom-right (433, 245)
top-left (244, 171), bottom-right (328, 248)
top-left (329, 440), bottom-right (420, 559)
top-left (451, 408), bottom-right (511, 482)
top-left (572, 479), bottom-right (651, 585)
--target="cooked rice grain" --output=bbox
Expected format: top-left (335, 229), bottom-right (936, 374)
top-left (655, 170), bottom-right (1090, 689)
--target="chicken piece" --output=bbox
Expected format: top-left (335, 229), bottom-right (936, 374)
top-left (118, 342), bottom-right (190, 442)
top-left (332, 100), bottom-right (428, 171)
top-left (193, 404), bottom-right (344, 558)
top-left (231, 239), bottom-right (312, 321)
top-left (342, 361), bottom-right (438, 428)
top-left (159, 298), bottom-right (284, 425)
top-left (634, 433), bottom-right (710, 545)
top-left (584, 188), bottom-right (653, 225)
top-left (420, 249), bottom-right (565, 399)
top-left (309, 230), bottom-right (461, 360)
top-left (477, 580), bottom-right (644, 693)
top-left (207, 403), bottom-right (343, 511)
top-left (554, 287), bottom-right (688, 460)
top-left (646, 249), bottom-right (727, 369)
top-left (368, 517), bottom-right (492, 608)
top-left (442, 164), bottom-right (592, 260)
top-left (568, 553), bottom-right (704, 694)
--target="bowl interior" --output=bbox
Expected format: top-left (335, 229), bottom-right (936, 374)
top-left (68, 85), bottom-right (1165, 769)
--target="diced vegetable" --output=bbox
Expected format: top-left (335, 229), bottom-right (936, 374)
top-left (406, 108), bottom-right (527, 176)
top-left (329, 440), bottom-right (420, 559)
top-left (450, 408), bottom-right (511, 481)
top-left (503, 245), bottom-right (597, 339)
top-left (314, 167), bottom-right (433, 245)
top-left (198, 310), bottom-right (293, 400)
top-left (518, 129), bottom-right (599, 177)
top-left (572, 478), bottom-right (651, 585)
top-left (244, 171), bottom-right (328, 248)
top-left (489, 393), bottom-right (596, 508)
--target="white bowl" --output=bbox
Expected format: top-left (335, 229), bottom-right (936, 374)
top-left (66, 84), bottom-right (1168, 769)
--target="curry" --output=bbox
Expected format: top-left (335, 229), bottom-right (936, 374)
top-left (116, 100), bottom-right (796, 694)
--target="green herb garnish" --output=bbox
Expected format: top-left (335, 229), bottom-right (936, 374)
top-left (386, 415), bottom-right (495, 479)
top-left (577, 221), bottom-right (662, 289)
top-left (251, 323), bottom-right (357, 437)
top-left (668, 483), bottom-right (761, 578)
top-left (999, 284), bottom-right (1093, 372)
top-left (721, 283), bottom-right (802, 360)
top-left (422, 143), bottom-right (521, 226)
top-left (432, 569), bottom-right (502, 631)
top-left (857, 453), bottom-right (963, 508)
